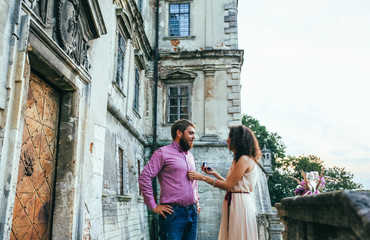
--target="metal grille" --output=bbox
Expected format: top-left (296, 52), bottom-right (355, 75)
top-left (115, 32), bottom-right (125, 89)
top-left (133, 67), bottom-right (140, 111)
top-left (118, 148), bottom-right (124, 195)
top-left (137, 159), bottom-right (141, 196)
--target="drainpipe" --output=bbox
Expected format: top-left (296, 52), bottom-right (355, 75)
top-left (153, 0), bottom-right (159, 150)
top-left (151, 0), bottom-right (160, 239)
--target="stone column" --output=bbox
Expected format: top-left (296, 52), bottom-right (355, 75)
top-left (203, 65), bottom-right (217, 139)
top-left (205, 0), bottom-right (213, 49)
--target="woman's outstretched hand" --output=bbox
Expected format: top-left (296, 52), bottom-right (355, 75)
top-left (205, 168), bottom-right (218, 176)
top-left (187, 171), bottom-right (204, 180)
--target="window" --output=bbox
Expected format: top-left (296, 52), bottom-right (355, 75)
top-left (137, 159), bottom-right (142, 196)
top-left (137, 0), bottom-right (143, 12)
top-left (169, 3), bottom-right (190, 37)
top-left (167, 85), bottom-right (190, 123)
top-left (115, 32), bottom-right (126, 90)
top-left (133, 66), bottom-right (140, 112)
top-left (117, 147), bottom-right (129, 195)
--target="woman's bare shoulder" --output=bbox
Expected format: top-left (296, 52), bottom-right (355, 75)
top-left (238, 155), bottom-right (256, 171)
top-left (238, 155), bottom-right (255, 163)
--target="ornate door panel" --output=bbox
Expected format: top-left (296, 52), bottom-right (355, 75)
top-left (11, 72), bottom-right (61, 240)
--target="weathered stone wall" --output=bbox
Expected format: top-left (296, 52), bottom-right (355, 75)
top-left (158, 0), bottom-right (239, 52)
top-left (276, 190), bottom-right (370, 240)
top-left (0, 1), bottom-right (22, 236)
top-left (0, 0), bottom-right (16, 114)
top-left (0, 11), bottom-right (32, 239)
top-left (99, 0), bottom-right (153, 239)
top-left (0, 0), bottom-right (249, 239)
top-left (191, 144), bottom-right (232, 240)
top-left (156, 51), bottom-right (243, 142)
top-left (102, 112), bottom-right (149, 239)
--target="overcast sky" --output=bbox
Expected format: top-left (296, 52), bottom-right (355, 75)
top-left (238, 0), bottom-right (370, 189)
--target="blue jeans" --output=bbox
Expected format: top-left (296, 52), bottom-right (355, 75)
top-left (158, 204), bottom-right (198, 240)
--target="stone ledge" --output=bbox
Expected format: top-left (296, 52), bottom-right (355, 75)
top-left (117, 195), bottom-right (133, 202)
top-left (159, 49), bottom-right (244, 62)
top-left (276, 190), bottom-right (370, 240)
top-left (157, 140), bottom-right (227, 147)
top-left (163, 35), bottom-right (196, 41)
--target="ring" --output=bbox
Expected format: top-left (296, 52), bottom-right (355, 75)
top-left (201, 162), bottom-right (212, 173)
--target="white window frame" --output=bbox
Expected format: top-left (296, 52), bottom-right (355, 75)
top-left (167, 84), bottom-right (191, 123)
top-left (169, 3), bottom-right (190, 37)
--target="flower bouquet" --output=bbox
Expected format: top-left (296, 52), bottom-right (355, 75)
top-left (291, 170), bottom-right (326, 196)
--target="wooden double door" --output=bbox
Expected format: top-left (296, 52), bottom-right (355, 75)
top-left (11, 72), bottom-right (61, 240)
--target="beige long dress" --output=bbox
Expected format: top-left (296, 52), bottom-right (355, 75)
top-left (218, 160), bottom-right (258, 240)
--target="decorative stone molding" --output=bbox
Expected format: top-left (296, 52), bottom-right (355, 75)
top-left (160, 69), bottom-right (197, 82)
top-left (203, 64), bottom-right (215, 76)
top-left (163, 36), bottom-right (196, 41)
top-left (116, 0), bottom-right (152, 60)
top-left (56, 0), bottom-right (90, 69)
top-left (56, 0), bottom-right (107, 71)
top-left (22, 0), bottom-right (48, 23)
top-left (160, 49), bottom-right (244, 63)
top-left (29, 20), bottom-right (91, 85)
top-left (86, 0), bottom-right (107, 36)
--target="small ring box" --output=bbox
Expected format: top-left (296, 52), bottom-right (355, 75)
top-left (201, 162), bottom-right (212, 173)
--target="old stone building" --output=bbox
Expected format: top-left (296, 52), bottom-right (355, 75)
top-left (0, 0), bottom-right (247, 239)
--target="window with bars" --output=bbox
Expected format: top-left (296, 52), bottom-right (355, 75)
top-left (169, 3), bottom-right (190, 37)
top-left (133, 66), bottom-right (140, 112)
top-left (117, 147), bottom-right (129, 196)
top-left (115, 32), bottom-right (126, 90)
top-left (137, 159), bottom-right (142, 196)
top-left (167, 85), bottom-right (190, 123)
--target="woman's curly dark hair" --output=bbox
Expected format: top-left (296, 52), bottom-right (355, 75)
top-left (228, 125), bottom-right (261, 162)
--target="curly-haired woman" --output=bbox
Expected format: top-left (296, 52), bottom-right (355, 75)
top-left (187, 125), bottom-right (261, 240)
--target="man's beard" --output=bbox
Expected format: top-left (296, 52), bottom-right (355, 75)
top-left (180, 136), bottom-right (192, 151)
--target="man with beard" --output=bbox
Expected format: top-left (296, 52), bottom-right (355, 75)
top-left (139, 119), bottom-right (200, 240)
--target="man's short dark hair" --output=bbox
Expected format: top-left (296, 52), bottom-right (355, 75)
top-left (171, 119), bottom-right (196, 140)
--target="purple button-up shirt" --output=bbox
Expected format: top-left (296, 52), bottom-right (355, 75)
top-left (138, 141), bottom-right (199, 209)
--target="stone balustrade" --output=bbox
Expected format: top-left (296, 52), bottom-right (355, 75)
top-left (276, 190), bottom-right (370, 240)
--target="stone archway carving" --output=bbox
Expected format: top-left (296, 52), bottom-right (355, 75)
top-left (56, 0), bottom-right (91, 70)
